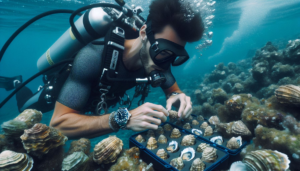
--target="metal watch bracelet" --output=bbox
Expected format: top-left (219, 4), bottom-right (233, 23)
top-left (108, 111), bottom-right (120, 132)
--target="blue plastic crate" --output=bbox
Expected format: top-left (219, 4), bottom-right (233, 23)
top-left (129, 122), bottom-right (229, 171)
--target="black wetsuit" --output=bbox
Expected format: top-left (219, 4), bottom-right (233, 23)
top-left (57, 42), bottom-right (176, 114)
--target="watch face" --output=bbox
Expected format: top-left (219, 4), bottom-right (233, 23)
top-left (115, 109), bottom-right (129, 126)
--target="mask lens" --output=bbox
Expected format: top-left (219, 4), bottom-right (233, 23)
top-left (172, 56), bottom-right (189, 66)
top-left (155, 50), bottom-right (174, 61)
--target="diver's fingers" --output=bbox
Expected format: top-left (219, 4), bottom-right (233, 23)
top-left (146, 103), bottom-right (169, 117)
top-left (144, 116), bottom-right (161, 125)
top-left (147, 110), bottom-right (167, 122)
top-left (166, 97), bottom-right (176, 111)
top-left (142, 122), bottom-right (158, 130)
top-left (183, 96), bottom-right (192, 118)
top-left (177, 94), bottom-right (187, 119)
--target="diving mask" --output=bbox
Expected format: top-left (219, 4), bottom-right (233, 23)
top-left (145, 18), bottom-right (190, 70)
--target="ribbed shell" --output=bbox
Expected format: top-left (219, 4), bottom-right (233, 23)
top-left (0, 150), bottom-right (34, 171)
top-left (155, 126), bottom-right (164, 135)
top-left (217, 120), bottom-right (251, 137)
top-left (181, 135), bottom-right (196, 146)
top-left (169, 110), bottom-right (179, 120)
top-left (170, 157), bottom-right (184, 170)
top-left (135, 135), bottom-right (145, 143)
top-left (243, 150), bottom-right (290, 171)
top-left (275, 85), bottom-right (300, 105)
top-left (146, 137), bottom-right (158, 150)
top-left (20, 123), bottom-right (68, 158)
top-left (170, 128), bottom-right (181, 138)
top-left (156, 149), bottom-right (168, 160)
top-left (192, 120), bottom-right (200, 126)
top-left (190, 158), bottom-right (206, 171)
top-left (204, 126), bottom-right (213, 136)
top-left (226, 136), bottom-right (242, 150)
top-left (208, 116), bottom-right (220, 125)
top-left (200, 122), bottom-right (209, 129)
top-left (183, 123), bottom-right (192, 129)
top-left (163, 124), bottom-right (173, 131)
top-left (202, 147), bottom-right (218, 163)
top-left (93, 136), bottom-right (123, 164)
top-left (62, 151), bottom-right (89, 171)
top-left (68, 138), bottom-right (91, 155)
top-left (158, 135), bottom-right (167, 144)
top-left (197, 143), bottom-right (209, 153)
top-left (197, 115), bottom-right (204, 121)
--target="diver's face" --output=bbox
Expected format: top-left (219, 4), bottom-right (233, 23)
top-left (139, 24), bottom-right (186, 74)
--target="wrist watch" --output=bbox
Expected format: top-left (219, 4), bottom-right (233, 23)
top-left (167, 92), bottom-right (180, 99)
top-left (114, 107), bottom-right (132, 129)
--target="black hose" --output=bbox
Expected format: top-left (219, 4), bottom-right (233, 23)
top-left (0, 10), bottom-right (81, 63)
top-left (0, 59), bottom-right (74, 109)
top-left (69, 3), bottom-right (122, 45)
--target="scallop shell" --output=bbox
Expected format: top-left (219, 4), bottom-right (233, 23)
top-left (0, 150), bottom-right (34, 171)
top-left (216, 120), bottom-right (252, 137)
top-left (170, 128), bottom-right (181, 138)
top-left (67, 138), bottom-right (91, 156)
top-left (192, 129), bottom-right (203, 136)
top-left (135, 135), bottom-right (145, 143)
top-left (147, 130), bottom-right (155, 137)
top-left (192, 120), bottom-right (200, 126)
top-left (210, 136), bottom-right (223, 145)
top-left (197, 143), bottom-right (209, 153)
top-left (275, 85), bottom-right (300, 105)
top-left (93, 135), bottom-right (123, 164)
top-left (200, 122), bottom-right (209, 129)
top-left (197, 115), bottom-right (204, 121)
top-left (243, 150), bottom-right (290, 171)
top-left (181, 147), bottom-right (195, 161)
top-left (208, 116), bottom-right (220, 125)
top-left (167, 141), bottom-right (179, 153)
top-left (170, 157), bottom-right (184, 170)
top-left (146, 137), bottom-right (158, 150)
top-left (202, 147), bottom-right (218, 163)
top-left (156, 149), bottom-right (168, 160)
top-left (62, 151), bottom-right (89, 171)
top-left (163, 124), bottom-right (173, 131)
top-left (226, 136), bottom-right (242, 150)
top-left (155, 126), bottom-right (164, 135)
top-left (181, 135), bottom-right (196, 146)
top-left (204, 126), bottom-right (213, 136)
top-left (20, 123), bottom-right (68, 158)
top-left (169, 110), bottom-right (179, 120)
top-left (158, 135), bottom-right (168, 144)
top-left (183, 123), bottom-right (192, 129)
top-left (190, 158), bottom-right (206, 171)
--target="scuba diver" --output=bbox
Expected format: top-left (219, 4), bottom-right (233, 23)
top-left (0, 0), bottom-right (204, 139)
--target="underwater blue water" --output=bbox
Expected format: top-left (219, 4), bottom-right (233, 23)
top-left (0, 0), bottom-right (300, 157)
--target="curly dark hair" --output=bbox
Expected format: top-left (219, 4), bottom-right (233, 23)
top-left (148, 0), bottom-right (204, 42)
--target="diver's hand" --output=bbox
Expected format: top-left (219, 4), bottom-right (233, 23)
top-left (166, 93), bottom-right (192, 120)
top-left (127, 102), bottom-right (169, 131)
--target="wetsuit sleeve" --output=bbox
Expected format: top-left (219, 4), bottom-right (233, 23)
top-left (57, 44), bottom-right (103, 111)
top-left (160, 67), bottom-right (183, 96)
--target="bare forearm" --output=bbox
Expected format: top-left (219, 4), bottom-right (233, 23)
top-left (50, 113), bottom-right (113, 139)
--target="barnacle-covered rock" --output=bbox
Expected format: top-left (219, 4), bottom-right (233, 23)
top-left (190, 158), bottom-right (205, 171)
top-left (170, 157), bottom-right (184, 170)
top-left (200, 122), bottom-right (209, 129)
top-left (170, 128), bottom-right (181, 138)
top-left (20, 123), bottom-right (68, 158)
top-left (155, 126), bottom-right (164, 135)
top-left (67, 138), bottom-right (91, 155)
top-left (147, 130), bottom-right (155, 137)
top-left (181, 135), bottom-right (196, 146)
top-left (208, 116), bottom-right (220, 125)
top-left (163, 124), bottom-right (173, 131)
top-left (62, 151), bottom-right (89, 171)
top-left (210, 136), bottom-right (223, 145)
top-left (156, 149), bottom-right (168, 160)
top-left (192, 129), bottom-right (203, 136)
top-left (197, 143), bottom-right (209, 153)
top-left (216, 120), bottom-right (251, 138)
top-left (204, 126), bottom-right (213, 136)
top-left (0, 150), bottom-right (33, 171)
top-left (157, 135), bottom-right (167, 144)
top-left (181, 147), bottom-right (195, 161)
top-left (146, 137), bottom-right (157, 150)
top-left (192, 120), bottom-right (199, 126)
top-left (167, 141), bottom-right (179, 153)
top-left (202, 147), bottom-right (218, 163)
top-left (183, 123), bottom-right (192, 129)
top-left (226, 136), bottom-right (242, 150)
top-left (169, 110), bottom-right (178, 121)
top-left (197, 115), bottom-right (204, 121)
top-left (275, 85), bottom-right (300, 106)
top-left (135, 135), bottom-right (145, 143)
top-left (93, 135), bottom-right (123, 164)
